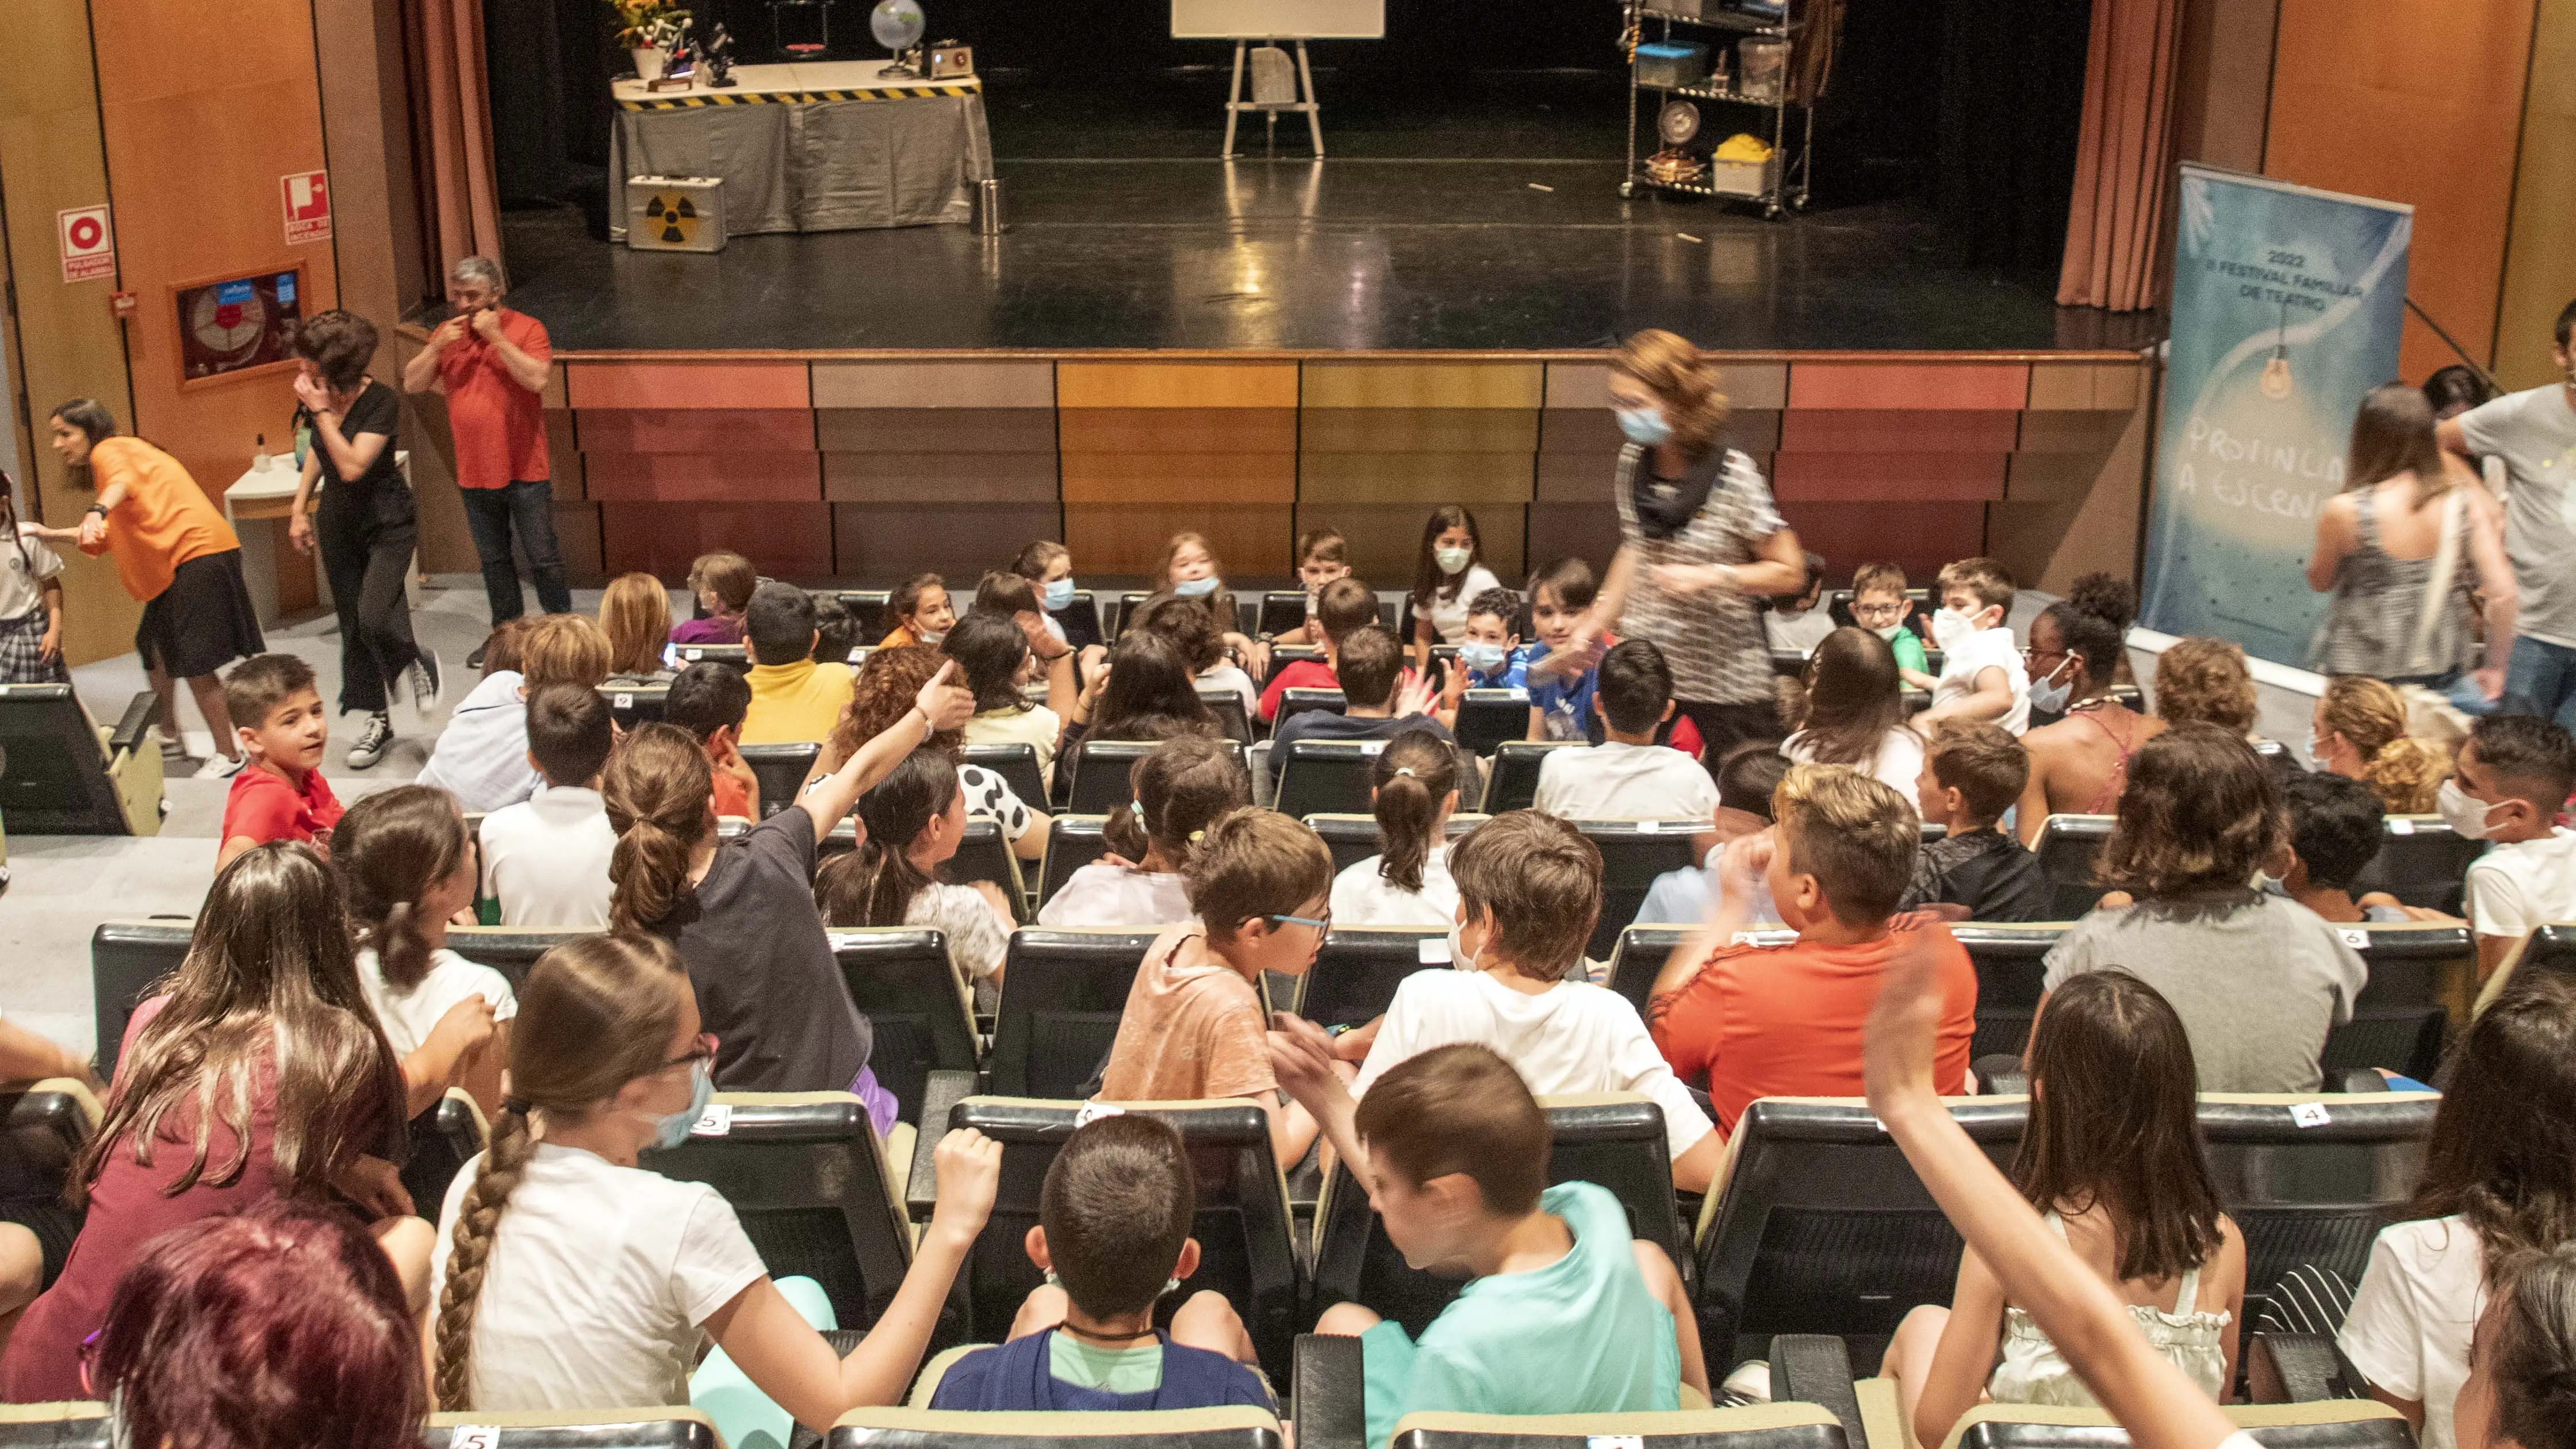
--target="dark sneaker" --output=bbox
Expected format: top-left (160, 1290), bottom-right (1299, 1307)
top-left (466, 642), bottom-right (488, 672)
top-left (405, 646), bottom-right (445, 711)
top-left (346, 712), bottom-right (394, 768)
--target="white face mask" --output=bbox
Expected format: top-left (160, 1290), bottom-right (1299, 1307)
top-left (1433, 546), bottom-right (1472, 576)
top-left (1930, 607), bottom-right (1981, 651)
top-left (1447, 913), bottom-right (1482, 972)
top-left (2026, 658), bottom-right (2074, 715)
top-left (1870, 622), bottom-right (1907, 642)
top-left (2437, 778), bottom-right (2506, 841)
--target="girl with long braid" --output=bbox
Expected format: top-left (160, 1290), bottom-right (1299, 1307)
top-left (427, 933), bottom-right (1001, 1429)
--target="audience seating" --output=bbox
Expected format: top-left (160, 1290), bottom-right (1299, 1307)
top-left (828, 1407), bottom-right (1283, 1449)
top-left (1068, 740), bottom-right (1250, 815)
top-left (1769, 649), bottom-right (1810, 676)
top-left (0, 684), bottom-right (162, 835)
top-left (1295, 926), bottom-right (1450, 1029)
top-left (985, 929), bottom-right (1163, 1099)
top-left (1276, 741), bottom-right (1389, 819)
top-left (1385, 1409), bottom-right (1851, 1449)
top-left (741, 742), bottom-right (823, 818)
top-left (2029, 815), bottom-right (2114, 919)
top-left (0, 1405), bottom-right (110, 1449)
top-left (1942, 1401), bottom-right (2410, 1449)
top-left (601, 681), bottom-right (668, 728)
top-left (398, 1088), bottom-right (492, 1217)
top-left (2501, 923), bottom-right (2576, 997)
top-left (963, 743), bottom-right (1048, 814)
top-left (1200, 687), bottom-right (1255, 746)
top-left (2349, 817), bottom-right (2482, 914)
top-left (0, 1409), bottom-right (742, 1449)
top-left (1036, 814), bottom-right (1112, 906)
top-left (1485, 741), bottom-right (1585, 813)
top-left (1257, 591), bottom-right (1314, 638)
top-left (0, 1078), bottom-right (98, 1222)
top-left (827, 927), bottom-right (980, 1125)
top-left (1949, 923), bottom-right (2064, 1061)
top-left (2325, 922), bottom-right (2468, 1082)
top-left (671, 643), bottom-right (752, 673)
top-left (923, 1097), bottom-right (1302, 1380)
top-left (835, 589), bottom-right (893, 639)
top-left (1696, 1097), bottom-right (2029, 1372)
top-left (1275, 688), bottom-right (1347, 730)
top-left (1452, 688), bottom-right (1531, 757)
top-left (1301, 812), bottom-right (1487, 875)
top-left (639, 1091), bottom-right (915, 1332)
top-left (439, 925), bottom-right (581, 991)
top-left (88, 919), bottom-right (192, 1079)
top-left (1265, 643), bottom-right (1325, 686)
top-left (1313, 1094), bottom-right (1690, 1340)
top-left (2199, 1092), bottom-right (2436, 1333)
top-left (1607, 926), bottom-right (1693, 1020)
top-left (806, 817), bottom-right (1025, 917)
top-left (1576, 823), bottom-right (1703, 963)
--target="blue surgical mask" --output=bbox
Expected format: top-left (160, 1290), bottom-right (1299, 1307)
top-left (1458, 641), bottom-right (1508, 674)
top-left (654, 1060), bottom-right (714, 1149)
top-left (1616, 407), bottom-right (1673, 446)
top-left (1174, 576), bottom-right (1220, 598)
top-left (1042, 577), bottom-right (1076, 611)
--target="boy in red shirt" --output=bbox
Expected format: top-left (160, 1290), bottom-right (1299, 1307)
top-left (1258, 576), bottom-right (1379, 723)
top-left (216, 654), bottom-right (342, 868)
top-left (1647, 761), bottom-right (1978, 1134)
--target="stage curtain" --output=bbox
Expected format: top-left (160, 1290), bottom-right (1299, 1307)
top-left (405, 0), bottom-right (504, 282)
top-left (2055, 0), bottom-right (2183, 310)
top-left (1934, 0), bottom-right (2094, 280)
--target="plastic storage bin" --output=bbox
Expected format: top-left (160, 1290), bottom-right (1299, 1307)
top-left (1736, 38), bottom-right (1789, 102)
top-left (1635, 41), bottom-right (1712, 90)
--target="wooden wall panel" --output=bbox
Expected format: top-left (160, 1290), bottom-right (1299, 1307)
top-left (1521, 503), bottom-right (1624, 576)
top-left (565, 361), bottom-right (810, 409)
top-left (1772, 453), bottom-right (2009, 503)
top-left (2025, 362), bottom-right (2143, 411)
top-left (816, 408), bottom-right (1059, 453)
top-left (1057, 408), bottom-right (1296, 455)
top-left (1777, 503), bottom-right (1988, 581)
top-left (2494, 0), bottom-right (2576, 389)
top-left (1300, 409), bottom-right (1539, 454)
top-left (1542, 361), bottom-right (1787, 411)
top-left (810, 359), bottom-right (1053, 409)
top-left (2265, 0), bottom-right (2535, 379)
top-left (1301, 361), bottom-right (1543, 410)
top-left (833, 503), bottom-right (1062, 578)
top-left (1060, 454), bottom-right (1298, 503)
top-left (1298, 454), bottom-right (1535, 505)
top-left (1057, 361), bottom-right (1298, 409)
top-left (578, 408), bottom-right (815, 454)
top-left (604, 502), bottom-right (834, 581)
top-left (554, 501), bottom-right (607, 585)
top-left (1787, 362), bottom-right (2030, 411)
top-left (1778, 410), bottom-right (2020, 453)
top-left (823, 453), bottom-right (1059, 503)
top-left (1065, 504), bottom-right (1293, 576)
top-left (1292, 505), bottom-right (1526, 584)
top-left (580, 453), bottom-right (822, 503)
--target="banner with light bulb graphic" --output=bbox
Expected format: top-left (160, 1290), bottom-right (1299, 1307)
top-left (2142, 165), bottom-right (2413, 667)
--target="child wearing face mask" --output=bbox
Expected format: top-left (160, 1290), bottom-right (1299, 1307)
top-left (1849, 562), bottom-right (1934, 684)
top-left (1409, 507), bottom-right (1504, 660)
top-left (1920, 557), bottom-right (2031, 735)
top-left (1433, 588), bottom-right (1527, 729)
top-left (2446, 712), bottom-right (2576, 980)
top-left (1274, 528), bottom-right (1352, 647)
top-left (881, 573), bottom-right (954, 649)
top-left (1156, 532), bottom-right (1266, 679)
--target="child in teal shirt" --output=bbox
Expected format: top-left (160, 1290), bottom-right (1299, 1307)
top-left (1273, 1038), bottom-right (1705, 1447)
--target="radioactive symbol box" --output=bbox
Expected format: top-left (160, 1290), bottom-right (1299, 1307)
top-left (625, 175), bottom-right (728, 253)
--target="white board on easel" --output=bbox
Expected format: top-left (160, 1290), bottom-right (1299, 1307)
top-left (1170, 0), bottom-right (1385, 39)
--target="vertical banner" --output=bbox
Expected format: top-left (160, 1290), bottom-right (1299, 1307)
top-left (2142, 166), bottom-right (2412, 666)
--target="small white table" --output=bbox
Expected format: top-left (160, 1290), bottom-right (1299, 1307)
top-left (223, 451), bottom-right (416, 626)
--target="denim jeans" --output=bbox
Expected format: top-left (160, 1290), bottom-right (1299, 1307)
top-left (458, 478), bottom-right (572, 623)
top-left (2503, 635), bottom-right (2576, 733)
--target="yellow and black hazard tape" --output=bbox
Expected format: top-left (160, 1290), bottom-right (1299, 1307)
top-left (620, 80), bottom-right (979, 109)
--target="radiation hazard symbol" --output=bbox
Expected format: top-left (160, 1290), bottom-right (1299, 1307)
top-left (642, 192), bottom-right (700, 246)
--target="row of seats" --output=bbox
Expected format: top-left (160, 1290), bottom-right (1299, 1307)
top-left (2025, 812), bottom-right (2483, 919)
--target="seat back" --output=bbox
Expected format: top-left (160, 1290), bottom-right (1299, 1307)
top-left (810, 818), bottom-right (1022, 913)
top-left (1300, 814), bottom-right (1488, 876)
top-left (444, 926), bottom-right (616, 994)
top-left (964, 743), bottom-right (1048, 813)
top-left (1452, 688), bottom-right (1531, 757)
top-left (1276, 687), bottom-right (1347, 730)
top-left (1949, 923), bottom-right (2067, 1061)
top-left (1264, 643), bottom-right (1325, 685)
top-left (0, 1409), bottom-right (738, 1449)
top-left (945, 1098), bottom-right (1301, 1379)
top-left (1071, 741), bottom-right (1249, 816)
top-left (1576, 823), bottom-right (1703, 963)
top-left (1276, 739), bottom-right (1389, 819)
top-left (670, 642), bottom-right (752, 673)
top-left (1486, 741), bottom-right (1585, 813)
top-left (1199, 687), bottom-right (1254, 746)
top-left (987, 929), bottom-right (1162, 1099)
top-left (0, 1082), bottom-right (97, 1222)
top-left (89, 921), bottom-right (194, 1080)
top-left (2199, 1093), bottom-right (2437, 1333)
top-left (0, 684), bottom-right (140, 834)
top-left (2030, 815), bottom-right (2114, 920)
top-left (740, 742), bottom-right (822, 818)
top-left (1297, 927), bottom-right (1450, 1029)
top-left (1038, 815), bottom-right (1114, 906)
top-left (2505, 923), bottom-right (2576, 995)
top-left (398, 1089), bottom-right (490, 1216)
top-left (1696, 1097), bottom-right (2029, 1368)
top-left (2327, 922), bottom-right (2471, 1080)
top-left (1313, 1095), bottom-right (1691, 1337)
top-left (1392, 1408), bottom-right (1847, 1449)
top-left (1111, 591), bottom-right (1155, 638)
top-left (828, 1407), bottom-right (1282, 1449)
top-left (1605, 926), bottom-right (1719, 1021)
top-left (836, 589), bottom-right (894, 639)
top-left (2350, 816), bottom-right (2482, 913)
top-left (1947, 1400), bottom-right (2411, 1449)
top-left (1258, 590), bottom-right (1313, 638)
top-left (829, 929), bottom-right (980, 1125)
top-left (601, 681), bottom-right (668, 727)
top-left (641, 1092), bottom-right (913, 1332)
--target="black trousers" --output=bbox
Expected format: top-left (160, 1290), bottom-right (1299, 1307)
top-left (316, 491), bottom-right (422, 716)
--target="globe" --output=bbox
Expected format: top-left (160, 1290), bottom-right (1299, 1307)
top-left (870, 0), bottom-right (925, 52)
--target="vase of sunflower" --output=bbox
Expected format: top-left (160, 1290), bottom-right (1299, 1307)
top-left (611, 0), bottom-right (690, 80)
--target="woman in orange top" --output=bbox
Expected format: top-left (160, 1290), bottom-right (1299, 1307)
top-left (22, 400), bottom-right (264, 775)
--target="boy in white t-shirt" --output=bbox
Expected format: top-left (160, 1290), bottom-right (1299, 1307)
top-left (480, 683), bottom-right (620, 928)
top-left (1348, 811), bottom-right (1724, 1193)
top-left (1532, 640), bottom-right (1722, 827)
top-left (1920, 557), bottom-right (2030, 735)
top-left (2447, 712), bottom-right (2576, 979)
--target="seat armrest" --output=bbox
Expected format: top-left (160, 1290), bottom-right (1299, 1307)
top-left (2337, 1068), bottom-right (2393, 1094)
top-left (2249, 1332), bottom-right (2360, 1402)
top-left (1769, 1334), bottom-right (1869, 1448)
top-left (1972, 1053), bottom-right (2027, 1096)
top-left (1294, 1333), bottom-right (1367, 1449)
top-left (108, 691), bottom-right (158, 758)
top-left (907, 1070), bottom-right (977, 1220)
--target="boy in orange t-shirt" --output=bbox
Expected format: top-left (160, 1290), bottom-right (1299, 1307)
top-left (1647, 762), bottom-right (1977, 1134)
top-left (216, 655), bottom-right (342, 870)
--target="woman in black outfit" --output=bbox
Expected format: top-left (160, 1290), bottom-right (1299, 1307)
top-left (290, 310), bottom-right (441, 768)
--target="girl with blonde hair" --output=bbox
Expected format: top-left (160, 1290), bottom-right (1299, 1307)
top-left (2313, 674), bottom-right (2454, 814)
top-left (600, 572), bottom-right (675, 681)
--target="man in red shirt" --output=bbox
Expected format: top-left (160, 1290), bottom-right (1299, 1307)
top-left (1646, 761), bottom-right (1977, 1135)
top-left (402, 255), bottom-right (566, 666)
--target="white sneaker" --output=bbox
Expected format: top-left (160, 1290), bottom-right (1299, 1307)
top-left (201, 753), bottom-right (248, 780)
top-left (404, 646), bottom-right (445, 711)
top-left (346, 712), bottom-right (394, 769)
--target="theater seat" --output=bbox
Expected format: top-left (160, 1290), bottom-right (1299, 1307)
top-left (1312, 1094), bottom-right (1690, 1340)
top-left (2349, 816), bottom-right (2481, 914)
top-left (1695, 1097), bottom-right (2027, 1373)
top-left (1068, 740), bottom-right (1251, 816)
top-left (1604, 926), bottom-right (1797, 1022)
top-left (1576, 823), bottom-right (1703, 963)
top-left (1392, 1408), bottom-right (1849, 1449)
top-left (400, 1088), bottom-right (490, 1216)
top-left (2028, 815), bottom-right (2114, 920)
top-left (829, 1406), bottom-right (1282, 1449)
top-left (1276, 688), bottom-right (1347, 731)
top-left (1264, 644), bottom-right (1325, 687)
top-left (918, 1098), bottom-right (1301, 1381)
top-left (443, 925), bottom-right (592, 993)
top-left (601, 681), bottom-right (668, 728)
top-left (1201, 688), bottom-right (1255, 746)
top-left (1302, 813), bottom-right (1489, 875)
top-left (1037, 814), bottom-right (1113, 906)
top-left (672, 643), bottom-right (752, 673)
top-left (837, 589), bottom-right (894, 639)
top-left (641, 1092), bottom-right (915, 1333)
top-left (2198, 1092), bottom-right (2437, 1334)
top-left (1485, 741), bottom-right (1585, 814)
top-left (1452, 689), bottom-right (1532, 757)
top-left (811, 816), bottom-right (1025, 917)
top-left (1276, 741), bottom-right (1391, 819)
top-left (2326, 922), bottom-right (2471, 1081)
top-left (89, 920), bottom-right (196, 1080)
top-left (965, 743), bottom-right (1048, 812)
top-left (1941, 1401), bottom-right (2409, 1449)
top-left (828, 927), bottom-right (980, 1126)
top-left (1297, 926), bottom-right (1450, 1029)
top-left (986, 929), bottom-right (1162, 1100)
top-left (1949, 923), bottom-right (2066, 1061)
top-left (0, 1079), bottom-right (99, 1225)
top-left (741, 742), bottom-right (823, 818)
top-left (0, 684), bottom-right (163, 835)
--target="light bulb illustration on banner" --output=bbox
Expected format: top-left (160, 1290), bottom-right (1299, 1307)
top-left (2259, 295), bottom-right (2295, 401)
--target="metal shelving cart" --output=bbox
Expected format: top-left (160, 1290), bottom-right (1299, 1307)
top-left (1619, 0), bottom-right (1812, 218)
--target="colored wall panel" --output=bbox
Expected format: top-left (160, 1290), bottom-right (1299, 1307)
top-left (2025, 361), bottom-right (2144, 411)
top-left (834, 503), bottom-right (1063, 578)
top-left (2494, 0), bottom-right (2576, 389)
top-left (1057, 407), bottom-right (1297, 454)
top-left (1064, 504), bottom-right (1293, 576)
top-left (1787, 362), bottom-right (2030, 410)
top-left (816, 408), bottom-right (1060, 454)
top-left (546, 412), bottom-right (584, 501)
top-left (1059, 453), bottom-right (1298, 503)
top-left (554, 501), bottom-right (607, 585)
top-left (823, 452), bottom-right (1059, 503)
top-left (1778, 410), bottom-right (2020, 454)
top-left (1057, 361), bottom-right (1298, 409)
top-left (1522, 503), bottom-right (1624, 575)
top-left (605, 502), bottom-right (834, 581)
top-left (1772, 453), bottom-right (2008, 503)
top-left (577, 408), bottom-right (816, 454)
top-left (1538, 408), bottom-right (1781, 456)
top-left (1300, 408), bottom-right (1539, 454)
top-left (1293, 504), bottom-right (1526, 584)
top-left (810, 359), bottom-right (1054, 409)
top-left (2016, 410), bottom-right (2136, 455)
top-left (1776, 502), bottom-right (1988, 580)
top-left (1542, 362), bottom-right (1787, 411)
top-left (1301, 361), bottom-right (1543, 410)
top-left (565, 361), bottom-right (810, 409)
top-left (2264, 0), bottom-right (2535, 380)
top-left (1297, 454), bottom-right (1536, 505)
top-left (580, 452), bottom-right (822, 503)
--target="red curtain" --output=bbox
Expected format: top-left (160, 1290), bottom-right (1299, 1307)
top-left (2056, 0), bottom-right (2183, 311)
top-left (406, 0), bottom-right (504, 284)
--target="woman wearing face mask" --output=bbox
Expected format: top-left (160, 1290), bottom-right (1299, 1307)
top-left (1408, 506), bottom-right (1503, 668)
top-left (428, 933), bottom-right (1003, 1436)
top-left (1557, 329), bottom-right (1810, 769)
top-left (2013, 599), bottom-right (2167, 844)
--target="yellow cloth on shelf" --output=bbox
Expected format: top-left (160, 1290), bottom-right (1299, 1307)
top-left (1713, 133), bottom-right (1774, 163)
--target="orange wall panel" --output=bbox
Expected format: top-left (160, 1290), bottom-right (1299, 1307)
top-left (1777, 409), bottom-right (2021, 454)
top-left (580, 452), bottom-right (822, 503)
top-left (565, 361), bottom-right (811, 409)
top-left (1787, 362), bottom-right (2029, 411)
top-left (1777, 502), bottom-right (1988, 580)
top-left (576, 408), bottom-right (816, 454)
top-left (2264, 0), bottom-right (2536, 378)
top-left (604, 502), bottom-right (834, 580)
top-left (1057, 407), bottom-right (1297, 455)
top-left (1771, 453), bottom-right (2008, 503)
top-left (1059, 453), bottom-right (1298, 504)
